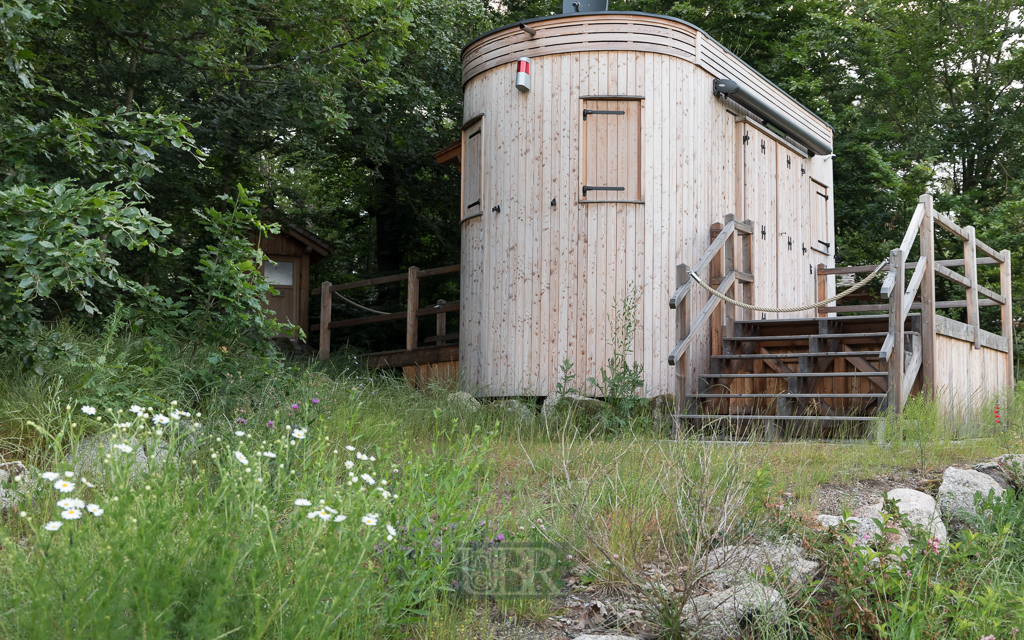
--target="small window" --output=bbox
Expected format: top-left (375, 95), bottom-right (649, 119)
top-left (264, 260), bottom-right (294, 286)
top-left (462, 115), bottom-right (484, 219)
top-left (580, 98), bottom-right (642, 203)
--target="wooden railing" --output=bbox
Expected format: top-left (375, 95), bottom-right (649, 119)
top-left (816, 194), bottom-right (1013, 412)
top-left (667, 214), bottom-right (755, 430)
top-left (310, 265), bottom-right (460, 361)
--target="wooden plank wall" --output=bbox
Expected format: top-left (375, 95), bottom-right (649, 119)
top-left (460, 46), bottom-right (833, 397)
top-left (934, 331), bottom-right (1010, 419)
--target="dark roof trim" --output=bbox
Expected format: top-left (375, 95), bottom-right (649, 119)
top-left (287, 224), bottom-right (333, 257)
top-left (461, 11), bottom-right (832, 131)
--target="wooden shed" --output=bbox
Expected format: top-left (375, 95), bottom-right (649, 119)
top-left (457, 11), bottom-right (837, 398)
top-left (259, 224), bottom-right (333, 334)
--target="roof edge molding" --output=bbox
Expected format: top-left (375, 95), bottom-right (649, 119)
top-left (714, 79), bottom-right (832, 156)
top-left (461, 12), bottom-right (832, 138)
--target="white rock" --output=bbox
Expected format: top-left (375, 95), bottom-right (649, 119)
top-left (66, 434), bottom-right (168, 481)
top-left (701, 542), bottom-right (818, 591)
top-left (684, 584), bottom-right (787, 640)
top-left (817, 514), bottom-right (882, 541)
top-left (973, 462), bottom-right (1011, 490)
top-left (886, 488), bottom-right (947, 544)
top-left (494, 399), bottom-right (534, 423)
top-left (448, 391), bottom-right (481, 411)
top-left (541, 392), bottom-right (606, 418)
top-left (937, 467), bottom-right (1004, 525)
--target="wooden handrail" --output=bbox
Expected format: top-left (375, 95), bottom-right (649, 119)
top-left (818, 257), bottom-right (1000, 275)
top-left (669, 220), bottom-right (735, 308)
top-left (313, 264), bottom-right (460, 295)
top-left (668, 270), bottom-right (736, 365)
top-left (902, 254), bottom-right (927, 325)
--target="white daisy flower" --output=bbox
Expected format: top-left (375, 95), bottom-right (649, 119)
top-left (361, 513), bottom-right (379, 526)
top-left (376, 488), bottom-right (393, 499)
top-left (370, 456), bottom-right (376, 462)
top-left (356, 452), bottom-right (369, 461)
top-left (129, 405), bottom-right (144, 415)
top-left (84, 480), bottom-right (95, 488)
top-left (234, 451), bottom-right (249, 465)
top-left (61, 508), bottom-right (83, 520)
top-left (307, 509), bottom-right (331, 521)
top-left (324, 505), bottom-right (338, 514)
top-left (152, 414), bottom-right (170, 425)
top-left (170, 410), bottom-right (183, 420)
top-left (345, 460), bottom-right (354, 469)
top-left (261, 451), bottom-right (277, 458)
top-left (291, 428), bottom-right (306, 440)
top-left (64, 471), bottom-right (75, 478)
top-left (345, 445), bottom-right (356, 451)
top-left (234, 430), bottom-right (246, 437)
top-left (86, 504), bottom-right (104, 516)
top-left (54, 480), bottom-right (75, 493)
top-left (360, 474), bottom-right (376, 486)
top-left (41, 472), bottom-right (60, 481)
top-left (333, 514), bottom-right (347, 522)
top-left (113, 443), bottom-right (133, 454)
top-left (57, 498), bottom-right (85, 509)
top-left (294, 498), bottom-right (312, 506)
top-left (81, 405), bottom-right (97, 415)
top-left (44, 521), bottom-right (62, 532)
top-left (386, 524), bottom-right (397, 541)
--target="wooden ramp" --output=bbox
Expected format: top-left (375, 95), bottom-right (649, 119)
top-left (671, 194), bottom-right (1013, 439)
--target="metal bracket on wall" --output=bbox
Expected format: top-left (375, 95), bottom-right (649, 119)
top-left (743, 133), bottom-right (750, 145)
top-left (582, 109), bottom-right (624, 120)
top-left (802, 243), bottom-right (807, 255)
top-left (466, 200), bottom-right (481, 210)
top-left (761, 139), bottom-right (766, 153)
top-left (492, 205), bottom-right (501, 214)
top-left (788, 236), bottom-right (793, 250)
top-left (582, 186), bottom-right (625, 197)
top-left (787, 155), bottom-right (791, 168)
top-left (760, 225), bottom-right (766, 240)
top-left (550, 198), bottom-right (557, 207)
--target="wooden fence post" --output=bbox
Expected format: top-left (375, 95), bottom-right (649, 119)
top-left (964, 227), bottom-right (980, 349)
top-left (888, 249), bottom-right (905, 413)
top-left (318, 281), bottom-right (332, 361)
top-left (406, 266), bottom-right (419, 351)
top-left (1001, 250), bottom-right (1014, 383)
top-left (674, 263), bottom-right (690, 438)
top-left (816, 264), bottom-right (827, 317)
top-left (919, 194), bottom-right (936, 396)
top-left (723, 215), bottom-right (736, 342)
top-left (435, 299), bottom-right (447, 346)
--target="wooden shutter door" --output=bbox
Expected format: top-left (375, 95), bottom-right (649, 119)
top-left (463, 116), bottom-right (483, 219)
top-left (776, 149), bottom-right (806, 315)
top-left (580, 99), bottom-right (641, 202)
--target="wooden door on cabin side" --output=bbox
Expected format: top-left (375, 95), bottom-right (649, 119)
top-left (775, 148), bottom-right (809, 316)
top-left (808, 179), bottom-right (832, 281)
top-left (740, 124), bottom-right (779, 320)
top-left (262, 256), bottom-right (303, 333)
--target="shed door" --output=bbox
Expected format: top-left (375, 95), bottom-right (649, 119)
top-left (809, 179), bottom-right (831, 263)
top-left (776, 149), bottom-right (808, 315)
top-left (263, 258), bottom-right (298, 328)
top-left (739, 124), bottom-right (778, 319)
top-left (579, 98), bottom-right (642, 202)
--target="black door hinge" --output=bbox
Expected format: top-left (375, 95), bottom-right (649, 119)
top-left (802, 243), bottom-right (807, 255)
top-left (582, 109), bottom-right (625, 120)
top-left (809, 264), bottom-right (813, 274)
top-left (492, 205), bottom-right (501, 214)
top-left (817, 191), bottom-right (829, 201)
top-left (801, 166), bottom-right (806, 175)
top-left (787, 236), bottom-right (793, 250)
top-left (787, 155), bottom-right (791, 168)
top-left (743, 133), bottom-right (750, 145)
top-left (760, 140), bottom-right (766, 154)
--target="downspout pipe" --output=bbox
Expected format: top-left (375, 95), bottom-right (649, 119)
top-left (713, 78), bottom-right (833, 156)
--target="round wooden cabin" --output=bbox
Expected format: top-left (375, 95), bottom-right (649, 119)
top-left (458, 11), bottom-right (837, 398)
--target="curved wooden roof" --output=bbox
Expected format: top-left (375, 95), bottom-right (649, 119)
top-left (462, 12), bottom-right (831, 143)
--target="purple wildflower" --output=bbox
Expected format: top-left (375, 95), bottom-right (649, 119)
top-left (311, 398), bottom-right (319, 405)
top-left (290, 404), bottom-right (299, 410)
top-left (267, 420), bottom-right (275, 428)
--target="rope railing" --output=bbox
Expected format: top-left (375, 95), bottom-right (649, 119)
top-left (688, 258), bottom-right (890, 314)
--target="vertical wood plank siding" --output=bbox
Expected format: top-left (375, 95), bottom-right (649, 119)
top-left (934, 334), bottom-right (1010, 421)
top-left (460, 19), bottom-right (834, 397)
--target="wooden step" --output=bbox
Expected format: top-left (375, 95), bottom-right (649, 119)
top-left (673, 414), bottom-right (878, 422)
top-left (711, 351), bottom-right (884, 360)
top-left (734, 314), bottom-right (898, 327)
top-left (692, 393), bottom-right (885, 399)
top-left (723, 332), bottom-right (888, 342)
top-left (699, 372), bottom-right (888, 379)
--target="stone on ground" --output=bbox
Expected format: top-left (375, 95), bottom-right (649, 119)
top-left (817, 514), bottom-right (882, 541)
top-left (574, 636), bottom-right (638, 640)
top-left (447, 391), bottom-right (481, 411)
top-left (683, 584), bottom-right (787, 640)
top-left (540, 392), bottom-right (607, 419)
top-left (0, 461), bottom-right (31, 512)
top-left (493, 399), bottom-right (534, 423)
top-left (973, 461), bottom-right (1012, 491)
top-left (842, 488), bottom-right (946, 548)
top-left (701, 542), bottom-right (818, 590)
top-left (66, 434), bottom-right (168, 481)
top-left (937, 467), bottom-right (1004, 526)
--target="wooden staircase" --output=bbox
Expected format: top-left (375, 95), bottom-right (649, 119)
top-left (675, 314), bottom-right (923, 439)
